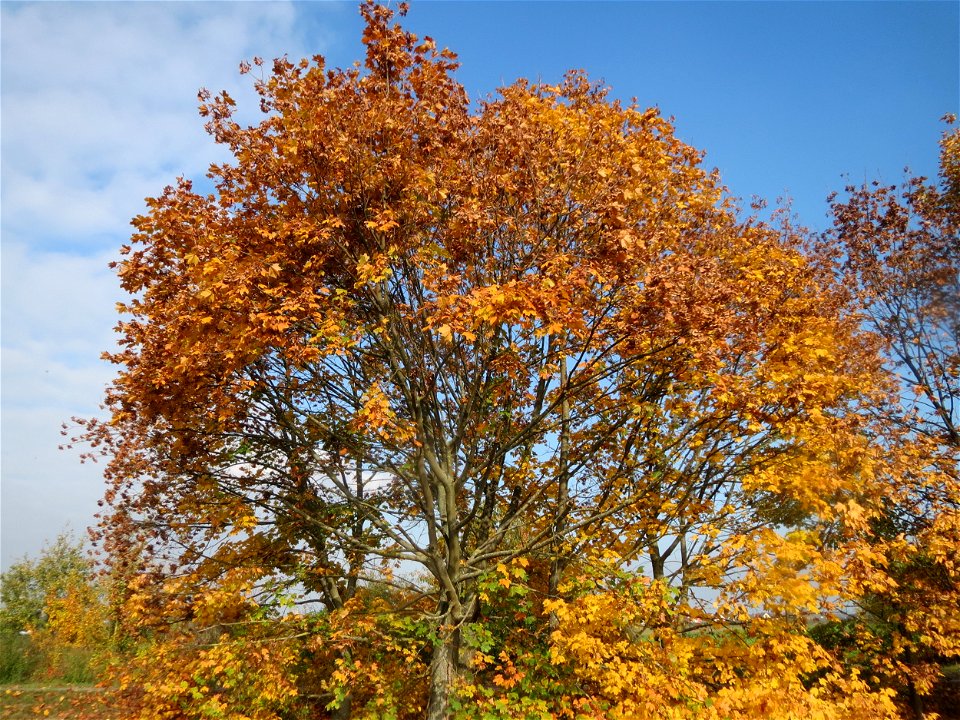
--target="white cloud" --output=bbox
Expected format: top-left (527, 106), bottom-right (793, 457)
top-left (1, 407), bottom-right (108, 567)
top-left (1, 0), bottom-right (336, 568)
top-left (0, 1), bottom-right (314, 247)
top-left (1, 242), bottom-right (118, 374)
top-left (0, 241), bottom-right (121, 569)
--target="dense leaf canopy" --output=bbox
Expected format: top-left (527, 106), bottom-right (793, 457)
top-left (78, 5), bottom-right (958, 719)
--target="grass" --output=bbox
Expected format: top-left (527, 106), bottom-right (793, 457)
top-left (0, 631), bottom-right (112, 719)
top-left (0, 632), bottom-right (99, 687)
top-left (0, 634), bottom-right (41, 685)
top-left (0, 685), bottom-right (116, 720)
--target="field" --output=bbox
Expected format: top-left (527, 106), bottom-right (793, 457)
top-left (0, 686), bottom-right (116, 720)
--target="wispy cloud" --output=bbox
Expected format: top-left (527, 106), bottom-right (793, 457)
top-left (1, 0), bottom-right (335, 567)
top-left (1, 1), bottom-right (324, 246)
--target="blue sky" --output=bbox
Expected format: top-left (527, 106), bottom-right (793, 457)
top-left (1, 1), bottom-right (957, 569)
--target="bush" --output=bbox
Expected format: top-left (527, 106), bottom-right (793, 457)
top-left (0, 629), bottom-right (101, 685)
top-left (0, 630), bottom-right (42, 683)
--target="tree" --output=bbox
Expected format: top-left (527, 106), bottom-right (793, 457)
top-left (83, 3), bottom-right (901, 717)
top-left (821, 120), bottom-right (960, 717)
top-left (0, 533), bottom-right (110, 684)
top-left (0, 533), bottom-right (90, 633)
top-left (827, 117), bottom-right (959, 450)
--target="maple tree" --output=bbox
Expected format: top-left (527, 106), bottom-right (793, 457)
top-left (79, 3), bottom-right (937, 718)
top-left (827, 118), bottom-right (958, 449)
top-left (818, 119), bottom-right (960, 718)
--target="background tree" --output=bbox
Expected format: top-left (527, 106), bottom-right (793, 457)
top-left (83, 3), bottom-right (907, 717)
top-left (0, 533), bottom-right (90, 633)
top-left (821, 119), bottom-right (960, 717)
top-left (828, 117), bottom-right (959, 450)
top-left (0, 532), bottom-right (110, 684)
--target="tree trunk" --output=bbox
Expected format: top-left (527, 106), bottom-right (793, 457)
top-left (904, 646), bottom-right (925, 720)
top-left (330, 692), bottom-right (352, 720)
top-left (907, 677), bottom-right (924, 720)
top-left (427, 624), bottom-right (460, 720)
top-left (328, 646), bottom-right (353, 720)
top-left (548, 351), bottom-right (571, 629)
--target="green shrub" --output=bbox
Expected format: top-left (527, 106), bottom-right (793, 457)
top-left (0, 630), bottom-right (42, 683)
top-left (47, 644), bottom-right (99, 684)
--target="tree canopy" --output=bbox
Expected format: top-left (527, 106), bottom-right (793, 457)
top-left (819, 116), bottom-right (960, 719)
top-left (79, 4), bottom-right (958, 719)
top-left (0, 533), bottom-right (90, 633)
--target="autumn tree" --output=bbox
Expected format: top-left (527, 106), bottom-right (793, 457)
top-left (0, 533), bottom-right (91, 633)
top-left (828, 118), bottom-right (958, 450)
top-left (0, 533), bottom-right (110, 684)
top-left (821, 120), bottom-right (960, 717)
top-left (84, 3), bottom-right (903, 717)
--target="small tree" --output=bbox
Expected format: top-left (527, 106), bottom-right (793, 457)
top-left (0, 533), bottom-right (110, 684)
top-left (0, 533), bottom-right (90, 633)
